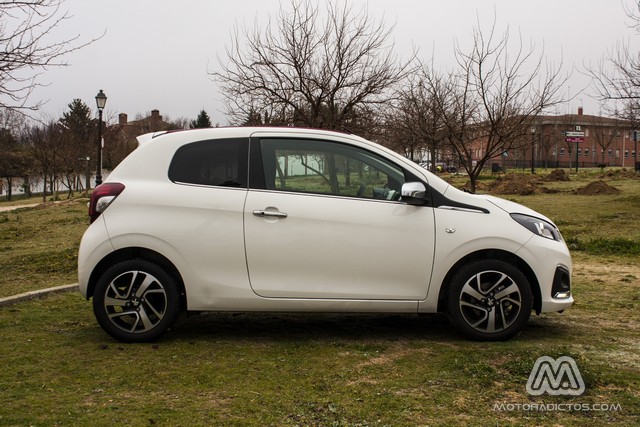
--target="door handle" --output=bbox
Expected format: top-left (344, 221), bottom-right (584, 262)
top-left (253, 210), bottom-right (288, 218)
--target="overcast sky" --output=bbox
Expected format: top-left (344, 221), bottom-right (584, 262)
top-left (29, 0), bottom-right (638, 124)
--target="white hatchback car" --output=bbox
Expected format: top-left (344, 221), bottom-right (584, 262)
top-left (78, 127), bottom-right (573, 342)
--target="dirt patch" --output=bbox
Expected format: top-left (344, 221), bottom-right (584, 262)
top-left (599, 168), bottom-right (640, 180)
top-left (460, 180), bottom-right (490, 192)
top-left (488, 174), bottom-right (544, 195)
top-left (544, 169), bottom-right (570, 182)
top-left (575, 181), bottom-right (621, 195)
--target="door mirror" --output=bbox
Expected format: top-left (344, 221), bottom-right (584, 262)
top-left (401, 182), bottom-right (428, 205)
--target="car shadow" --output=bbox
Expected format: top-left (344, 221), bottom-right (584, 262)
top-left (163, 311), bottom-right (573, 344)
top-left (169, 312), bottom-right (456, 343)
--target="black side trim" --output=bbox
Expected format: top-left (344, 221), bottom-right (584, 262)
top-left (430, 190), bottom-right (490, 213)
top-left (552, 266), bottom-right (571, 297)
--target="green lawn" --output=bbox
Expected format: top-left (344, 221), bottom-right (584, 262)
top-left (0, 199), bottom-right (87, 298)
top-left (0, 169), bottom-right (639, 425)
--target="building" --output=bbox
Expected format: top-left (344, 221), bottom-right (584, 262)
top-left (116, 109), bottom-right (172, 139)
top-left (471, 108), bottom-right (637, 170)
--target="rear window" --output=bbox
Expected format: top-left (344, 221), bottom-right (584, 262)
top-left (168, 138), bottom-right (248, 188)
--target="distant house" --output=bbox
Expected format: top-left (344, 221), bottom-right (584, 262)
top-left (98, 109), bottom-right (177, 170)
top-left (116, 109), bottom-right (172, 139)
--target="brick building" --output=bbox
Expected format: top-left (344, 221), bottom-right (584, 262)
top-left (470, 108), bottom-right (638, 171)
top-left (116, 109), bottom-right (171, 138)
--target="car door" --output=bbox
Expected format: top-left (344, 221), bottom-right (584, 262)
top-left (244, 135), bottom-right (436, 300)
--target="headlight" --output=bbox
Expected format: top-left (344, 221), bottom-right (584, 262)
top-left (511, 213), bottom-right (563, 242)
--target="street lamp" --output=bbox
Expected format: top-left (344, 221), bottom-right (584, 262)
top-left (633, 130), bottom-right (639, 172)
top-left (530, 126), bottom-right (536, 174)
top-left (95, 89), bottom-right (107, 186)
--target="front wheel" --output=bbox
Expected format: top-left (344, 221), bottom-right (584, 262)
top-left (93, 260), bottom-right (181, 342)
top-left (447, 259), bottom-right (532, 341)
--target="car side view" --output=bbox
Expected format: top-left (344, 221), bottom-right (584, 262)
top-left (77, 127), bottom-right (573, 342)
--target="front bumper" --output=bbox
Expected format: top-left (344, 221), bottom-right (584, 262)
top-left (517, 236), bottom-right (574, 313)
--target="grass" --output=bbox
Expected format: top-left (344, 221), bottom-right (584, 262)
top-left (0, 168), bottom-right (639, 425)
top-left (0, 199), bottom-right (88, 297)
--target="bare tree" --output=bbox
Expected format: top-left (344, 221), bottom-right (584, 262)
top-left (589, 0), bottom-right (640, 168)
top-left (0, 0), bottom-right (98, 111)
top-left (386, 68), bottom-right (448, 169)
top-left (590, 1), bottom-right (640, 104)
top-left (429, 18), bottom-right (567, 192)
top-left (212, 0), bottom-right (413, 133)
top-left (26, 120), bottom-right (64, 201)
top-left (591, 117), bottom-right (623, 165)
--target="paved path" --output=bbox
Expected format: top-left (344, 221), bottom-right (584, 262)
top-left (0, 203), bottom-right (39, 212)
top-left (0, 284), bottom-right (79, 307)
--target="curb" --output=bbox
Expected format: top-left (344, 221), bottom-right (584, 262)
top-left (0, 284), bottom-right (79, 307)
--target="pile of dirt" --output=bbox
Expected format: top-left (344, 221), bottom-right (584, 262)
top-left (459, 180), bottom-right (490, 192)
top-left (575, 181), bottom-right (621, 195)
top-left (599, 169), bottom-right (640, 180)
top-left (544, 169), bottom-right (570, 182)
top-left (489, 174), bottom-right (544, 195)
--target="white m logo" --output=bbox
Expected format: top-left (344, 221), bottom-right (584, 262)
top-left (526, 356), bottom-right (585, 396)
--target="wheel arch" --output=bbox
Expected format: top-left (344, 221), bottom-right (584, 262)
top-left (436, 249), bottom-right (542, 314)
top-left (86, 247), bottom-right (187, 310)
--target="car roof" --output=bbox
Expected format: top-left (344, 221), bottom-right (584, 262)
top-left (136, 126), bottom-right (358, 147)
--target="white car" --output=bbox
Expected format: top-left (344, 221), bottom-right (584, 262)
top-left (78, 127), bottom-right (573, 342)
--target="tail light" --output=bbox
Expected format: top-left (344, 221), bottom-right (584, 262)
top-left (89, 183), bottom-right (125, 223)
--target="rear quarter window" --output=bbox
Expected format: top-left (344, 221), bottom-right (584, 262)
top-left (168, 138), bottom-right (248, 188)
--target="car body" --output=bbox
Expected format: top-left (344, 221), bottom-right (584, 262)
top-left (78, 127), bottom-right (573, 342)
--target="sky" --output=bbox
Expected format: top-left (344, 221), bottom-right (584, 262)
top-left (23, 0), bottom-right (639, 124)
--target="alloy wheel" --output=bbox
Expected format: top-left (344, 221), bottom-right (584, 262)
top-left (458, 270), bottom-right (523, 334)
top-left (102, 270), bottom-right (168, 334)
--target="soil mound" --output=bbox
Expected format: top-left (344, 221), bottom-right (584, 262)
top-left (575, 181), bottom-right (621, 195)
top-left (459, 180), bottom-right (490, 192)
top-left (545, 169), bottom-right (570, 182)
top-left (489, 174), bottom-right (543, 195)
top-left (599, 169), bottom-right (640, 180)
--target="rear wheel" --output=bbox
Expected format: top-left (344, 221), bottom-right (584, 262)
top-left (93, 260), bottom-right (181, 342)
top-left (447, 259), bottom-right (532, 341)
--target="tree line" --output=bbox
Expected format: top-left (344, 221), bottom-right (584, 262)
top-left (2, 0), bottom-right (639, 198)
top-left (0, 102), bottom-right (214, 201)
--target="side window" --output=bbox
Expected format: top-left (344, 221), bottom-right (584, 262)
top-left (260, 138), bottom-right (406, 200)
top-left (169, 138), bottom-right (248, 188)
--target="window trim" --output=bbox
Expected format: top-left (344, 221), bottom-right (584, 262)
top-left (249, 136), bottom-right (421, 202)
top-left (168, 137), bottom-right (249, 189)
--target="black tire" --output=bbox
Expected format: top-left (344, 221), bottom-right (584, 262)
top-left (93, 260), bottom-right (181, 342)
top-left (447, 259), bottom-right (532, 341)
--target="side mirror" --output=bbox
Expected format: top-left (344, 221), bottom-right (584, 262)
top-left (401, 182), bottom-right (428, 205)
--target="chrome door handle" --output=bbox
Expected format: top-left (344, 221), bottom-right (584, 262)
top-left (253, 210), bottom-right (288, 218)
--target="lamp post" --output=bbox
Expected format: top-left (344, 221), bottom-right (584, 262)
top-left (634, 129), bottom-right (639, 172)
top-left (95, 90), bottom-right (107, 186)
top-left (530, 126), bottom-right (536, 174)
